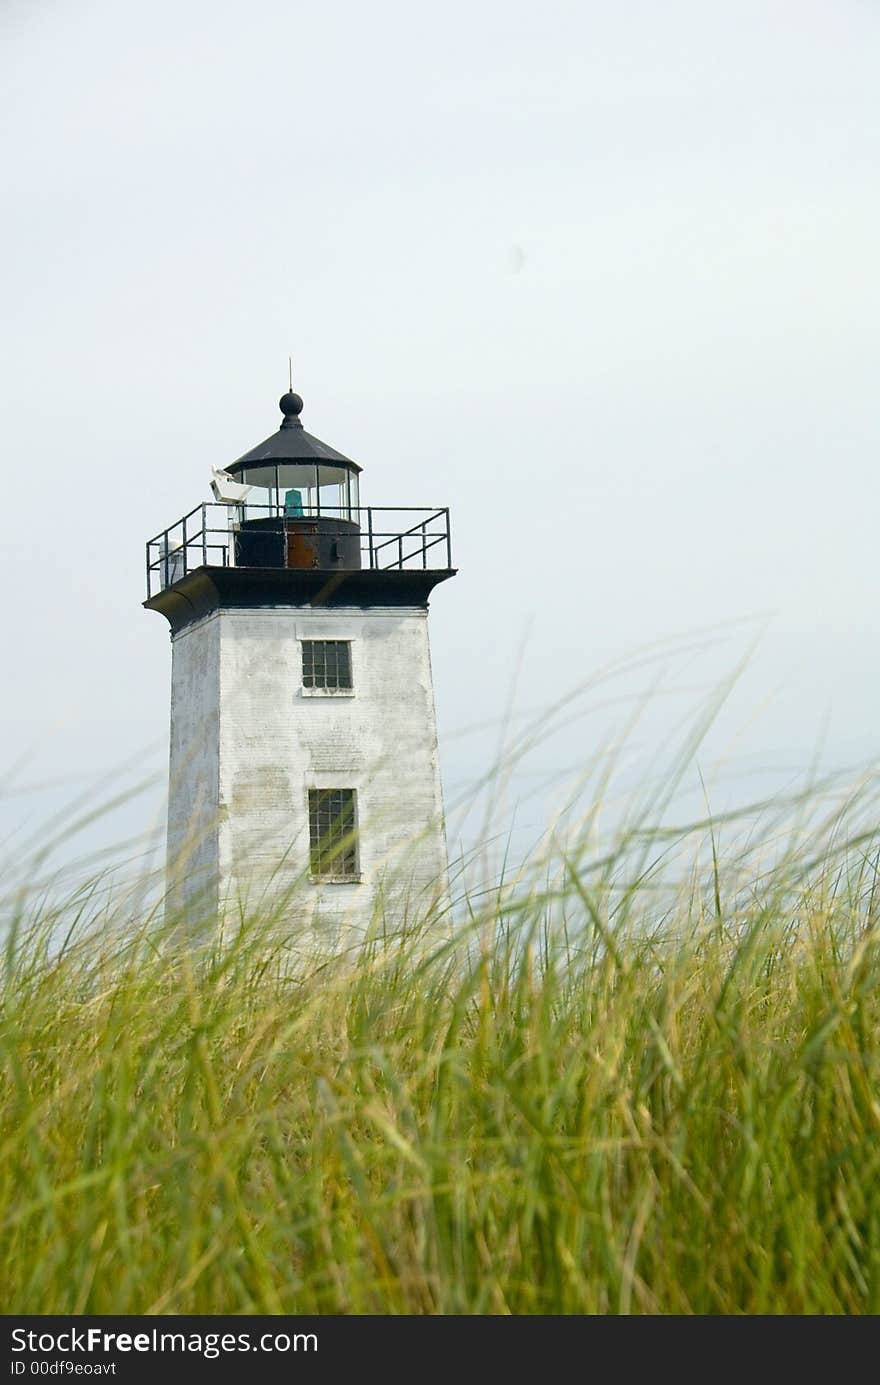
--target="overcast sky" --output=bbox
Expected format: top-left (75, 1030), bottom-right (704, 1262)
top-left (1, 0), bottom-right (878, 863)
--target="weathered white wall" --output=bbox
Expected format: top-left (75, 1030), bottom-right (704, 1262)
top-left (167, 614), bottom-right (220, 922)
top-left (168, 604), bottom-right (449, 940)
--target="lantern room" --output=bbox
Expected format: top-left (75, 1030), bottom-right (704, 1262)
top-left (225, 389), bottom-right (363, 570)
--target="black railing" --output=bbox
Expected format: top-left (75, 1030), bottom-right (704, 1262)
top-left (146, 504), bottom-right (452, 599)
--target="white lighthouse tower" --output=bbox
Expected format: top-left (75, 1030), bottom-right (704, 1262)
top-left (145, 383), bottom-right (456, 938)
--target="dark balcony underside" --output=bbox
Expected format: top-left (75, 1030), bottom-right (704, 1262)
top-left (144, 565), bottom-right (457, 634)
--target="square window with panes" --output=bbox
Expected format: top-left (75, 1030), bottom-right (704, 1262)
top-left (302, 640), bottom-right (352, 690)
top-left (308, 789), bottom-right (359, 879)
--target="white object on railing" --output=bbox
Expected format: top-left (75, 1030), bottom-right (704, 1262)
top-left (210, 467), bottom-right (253, 504)
top-left (157, 537), bottom-right (186, 590)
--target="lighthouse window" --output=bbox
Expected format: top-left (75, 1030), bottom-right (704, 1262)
top-left (302, 640), bottom-right (352, 690)
top-left (309, 789), bottom-right (359, 879)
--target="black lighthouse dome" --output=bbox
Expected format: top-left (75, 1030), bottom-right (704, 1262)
top-left (227, 390), bottom-right (362, 480)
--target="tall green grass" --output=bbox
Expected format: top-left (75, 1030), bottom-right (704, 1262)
top-left (2, 755), bottom-right (880, 1313)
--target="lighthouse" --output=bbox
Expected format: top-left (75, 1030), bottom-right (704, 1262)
top-left (145, 384), bottom-right (456, 938)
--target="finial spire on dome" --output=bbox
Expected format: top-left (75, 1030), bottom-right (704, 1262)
top-left (279, 358), bottom-right (304, 430)
top-left (226, 375), bottom-right (359, 471)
